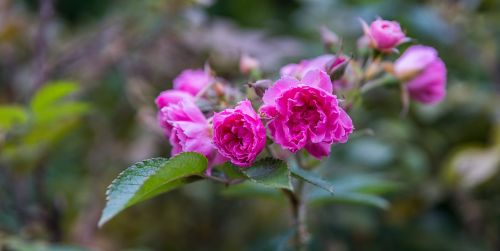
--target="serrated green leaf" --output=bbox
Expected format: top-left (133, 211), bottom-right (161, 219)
top-left (0, 105), bottom-right (28, 130)
top-left (217, 162), bottom-right (246, 179)
top-left (290, 165), bottom-right (334, 194)
top-left (241, 158), bottom-right (292, 190)
top-left (99, 152), bottom-right (207, 227)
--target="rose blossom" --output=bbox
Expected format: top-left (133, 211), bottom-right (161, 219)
top-left (260, 69), bottom-right (354, 159)
top-left (280, 54), bottom-right (335, 79)
top-left (394, 45), bottom-right (447, 104)
top-left (361, 18), bottom-right (408, 52)
top-left (173, 69), bottom-right (213, 96)
top-left (155, 90), bottom-right (195, 135)
top-left (155, 90), bottom-right (194, 109)
top-left (159, 100), bottom-right (225, 169)
top-left (212, 100), bottom-right (266, 167)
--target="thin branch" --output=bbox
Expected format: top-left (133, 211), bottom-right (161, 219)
top-left (283, 155), bottom-right (310, 251)
top-left (32, 0), bottom-right (54, 94)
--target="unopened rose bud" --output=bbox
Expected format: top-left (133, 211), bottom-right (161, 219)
top-left (320, 26), bottom-right (339, 50)
top-left (248, 79), bottom-right (272, 97)
top-left (239, 54), bottom-right (260, 75)
top-left (213, 82), bottom-right (226, 97)
top-left (326, 55), bottom-right (349, 80)
top-left (360, 17), bottom-right (409, 53)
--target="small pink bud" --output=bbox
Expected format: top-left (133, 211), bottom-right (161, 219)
top-left (320, 26), bottom-right (339, 48)
top-left (361, 18), bottom-right (409, 53)
top-left (239, 54), bottom-right (260, 75)
top-left (248, 79), bottom-right (273, 97)
top-left (326, 55), bottom-right (349, 80)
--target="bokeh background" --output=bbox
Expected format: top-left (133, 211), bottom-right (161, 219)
top-left (1, 0), bottom-right (499, 250)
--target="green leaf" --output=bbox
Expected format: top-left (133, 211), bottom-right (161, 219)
top-left (333, 175), bottom-right (400, 195)
top-left (31, 81), bottom-right (80, 113)
top-left (290, 165), bottom-right (334, 194)
top-left (308, 190), bottom-right (389, 209)
top-left (306, 175), bottom-right (397, 209)
top-left (98, 152), bottom-right (207, 227)
top-left (240, 158), bottom-right (292, 190)
top-left (222, 181), bottom-right (282, 198)
top-left (34, 102), bottom-right (90, 124)
top-left (0, 105), bottom-right (28, 130)
top-left (217, 162), bottom-right (246, 179)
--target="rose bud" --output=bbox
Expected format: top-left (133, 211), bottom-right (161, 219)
top-left (326, 55), bottom-right (349, 80)
top-left (260, 70), bottom-right (354, 159)
top-left (239, 54), bottom-right (260, 75)
top-left (394, 45), bottom-right (447, 104)
top-left (248, 79), bottom-right (273, 97)
top-left (320, 26), bottom-right (339, 50)
top-left (160, 100), bottom-right (226, 172)
top-left (173, 69), bottom-right (214, 96)
top-left (360, 18), bottom-right (409, 53)
top-left (212, 100), bottom-right (266, 167)
top-left (280, 54), bottom-right (335, 79)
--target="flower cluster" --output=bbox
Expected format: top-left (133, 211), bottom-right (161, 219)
top-left (155, 17), bottom-right (447, 173)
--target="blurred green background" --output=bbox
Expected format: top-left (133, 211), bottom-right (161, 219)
top-left (0, 0), bottom-right (499, 250)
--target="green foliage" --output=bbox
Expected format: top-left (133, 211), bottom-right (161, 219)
top-left (222, 181), bottom-right (282, 198)
top-left (0, 236), bottom-right (89, 251)
top-left (99, 153), bottom-right (208, 227)
top-left (240, 158), bottom-right (293, 190)
top-left (31, 81), bottom-right (79, 112)
top-left (0, 81), bottom-right (89, 171)
top-left (290, 164), bottom-right (335, 194)
top-left (0, 105), bottom-right (28, 131)
top-left (217, 162), bottom-right (246, 179)
top-left (307, 175), bottom-right (398, 209)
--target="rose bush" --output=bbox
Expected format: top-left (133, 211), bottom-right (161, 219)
top-left (101, 16), bottom-right (448, 251)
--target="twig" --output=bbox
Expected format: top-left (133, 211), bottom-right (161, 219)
top-left (32, 0), bottom-right (54, 94)
top-left (283, 156), bottom-right (310, 251)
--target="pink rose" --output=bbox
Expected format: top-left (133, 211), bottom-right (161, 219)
top-left (260, 70), bottom-right (354, 159)
top-left (280, 54), bottom-right (335, 79)
top-left (361, 18), bottom-right (408, 52)
top-left (173, 69), bottom-right (213, 96)
top-left (155, 90), bottom-right (195, 135)
top-left (155, 90), bottom-right (194, 109)
top-left (395, 45), bottom-right (447, 104)
top-left (212, 100), bottom-right (266, 167)
top-left (160, 100), bottom-right (225, 169)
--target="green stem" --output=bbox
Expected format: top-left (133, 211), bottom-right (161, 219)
top-left (284, 156), bottom-right (310, 251)
top-left (360, 74), bottom-right (397, 94)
